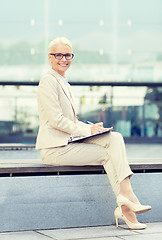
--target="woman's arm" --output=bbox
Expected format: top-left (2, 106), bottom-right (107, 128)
top-left (38, 76), bottom-right (91, 137)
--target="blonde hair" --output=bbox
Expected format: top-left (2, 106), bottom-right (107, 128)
top-left (48, 37), bottom-right (72, 54)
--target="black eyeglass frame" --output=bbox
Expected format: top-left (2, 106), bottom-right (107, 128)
top-left (50, 53), bottom-right (74, 60)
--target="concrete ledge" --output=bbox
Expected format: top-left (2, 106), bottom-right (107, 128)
top-left (0, 162), bottom-right (162, 177)
top-left (0, 173), bottom-right (161, 232)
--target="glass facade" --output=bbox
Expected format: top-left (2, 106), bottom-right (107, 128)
top-left (0, 0), bottom-right (162, 142)
top-left (0, 84), bottom-right (162, 142)
top-left (1, 0), bottom-right (162, 82)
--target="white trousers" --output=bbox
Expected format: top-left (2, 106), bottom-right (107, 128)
top-left (40, 132), bottom-right (133, 196)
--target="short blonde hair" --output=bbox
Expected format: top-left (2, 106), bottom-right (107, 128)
top-left (48, 37), bottom-right (72, 54)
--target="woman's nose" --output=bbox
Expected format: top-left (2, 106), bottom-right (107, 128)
top-left (62, 56), bottom-right (67, 60)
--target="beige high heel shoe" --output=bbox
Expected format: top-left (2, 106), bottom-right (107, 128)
top-left (117, 194), bottom-right (152, 214)
top-left (114, 207), bottom-right (147, 229)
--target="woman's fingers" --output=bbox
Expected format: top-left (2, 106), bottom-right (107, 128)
top-left (96, 122), bottom-right (103, 127)
top-left (91, 124), bottom-right (105, 135)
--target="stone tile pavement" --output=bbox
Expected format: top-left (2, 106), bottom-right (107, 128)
top-left (0, 222), bottom-right (161, 240)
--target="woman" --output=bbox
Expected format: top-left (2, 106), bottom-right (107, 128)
top-left (36, 37), bottom-right (151, 229)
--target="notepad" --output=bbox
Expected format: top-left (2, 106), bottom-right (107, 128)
top-left (69, 127), bottom-right (113, 143)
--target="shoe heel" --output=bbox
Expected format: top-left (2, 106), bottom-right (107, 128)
top-left (115, 218), bottom-right (118, 228)
top-left (114, 207), bottom-right (147, 230)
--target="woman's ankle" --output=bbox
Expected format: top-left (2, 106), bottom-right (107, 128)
top-left (119, 190), bottom-right (133, 198)
top-left (119, 191), bottom-right (140, 205)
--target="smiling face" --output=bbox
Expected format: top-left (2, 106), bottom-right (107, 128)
top-left (48, 43), bottom-right (73, 77)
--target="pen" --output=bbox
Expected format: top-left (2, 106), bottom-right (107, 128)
top-left (87, 121), bottom-right (113, 130)
top-left (87, 121), bottom-right (94, 125)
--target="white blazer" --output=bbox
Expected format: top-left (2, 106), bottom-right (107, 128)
top-left (36, 69), bottom-right (91, 149)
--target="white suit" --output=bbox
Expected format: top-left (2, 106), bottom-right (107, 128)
top-left (36, 68), bottom-right (133, 196)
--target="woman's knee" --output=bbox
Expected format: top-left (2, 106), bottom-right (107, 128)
top-left (109, 131), bottom-right (124, 144)
top-left (111, 131), bottom-right (123, 138)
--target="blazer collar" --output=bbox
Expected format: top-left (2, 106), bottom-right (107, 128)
top-left (48, 68), bottom-right (76, 114)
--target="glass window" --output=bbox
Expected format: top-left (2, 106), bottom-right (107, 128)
top-left (0, 0), bottom-right (162, 143)
top-left (0, 0), bottom-right (162, 82)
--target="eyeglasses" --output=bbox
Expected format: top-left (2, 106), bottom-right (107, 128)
top-left (50, 53), bottom-right (74, 60)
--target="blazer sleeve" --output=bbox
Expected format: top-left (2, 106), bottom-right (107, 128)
top-left (38, 76), bottom-right (91, 137)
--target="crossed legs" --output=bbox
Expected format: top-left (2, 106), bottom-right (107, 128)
top-left (40, 131), bottom-right (150, 227)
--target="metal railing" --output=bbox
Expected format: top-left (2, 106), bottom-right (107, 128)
top-left (0, 80), bottom-right (162, 87)
top-left (0, 80), bottom-right (162, 143)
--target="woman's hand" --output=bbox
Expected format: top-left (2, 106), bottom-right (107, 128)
top-left (91, 122), bottom-right (104, 135)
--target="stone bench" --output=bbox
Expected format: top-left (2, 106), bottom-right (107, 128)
top-left (0, 162), bottom-right (162, 177)
top-left (0, 157), bottom-right (162, 232)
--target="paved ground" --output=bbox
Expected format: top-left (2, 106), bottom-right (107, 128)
top-left (0, 222), bottom-right (161, 240)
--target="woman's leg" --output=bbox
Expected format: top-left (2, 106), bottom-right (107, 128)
top-left (41, 132), bottom-right (149, 224)
top-left (41, 132), bottom-right (134, 199)
top-left (83, 131), bottom-right (144, 223)
top-left (40, 142), bottom-right (108, 166)
top-left (84, 131), bottom-right (133, 196)
top-left (120, 177), bottom-right (140, 204)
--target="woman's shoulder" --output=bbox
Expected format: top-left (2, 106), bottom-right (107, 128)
top-left (39, 71), bottom-right (58, 86)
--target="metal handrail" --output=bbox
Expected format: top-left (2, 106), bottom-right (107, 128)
top-left (0, 81), bottom-right (162, 87)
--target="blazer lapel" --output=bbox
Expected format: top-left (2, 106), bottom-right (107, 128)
top-left (48, 69), bottom-right (76, 114)
top-left (67, 82), bottom-right (75, 104)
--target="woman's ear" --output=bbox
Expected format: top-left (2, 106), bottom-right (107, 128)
top-left (48, 54), bottom-right (52, 64)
